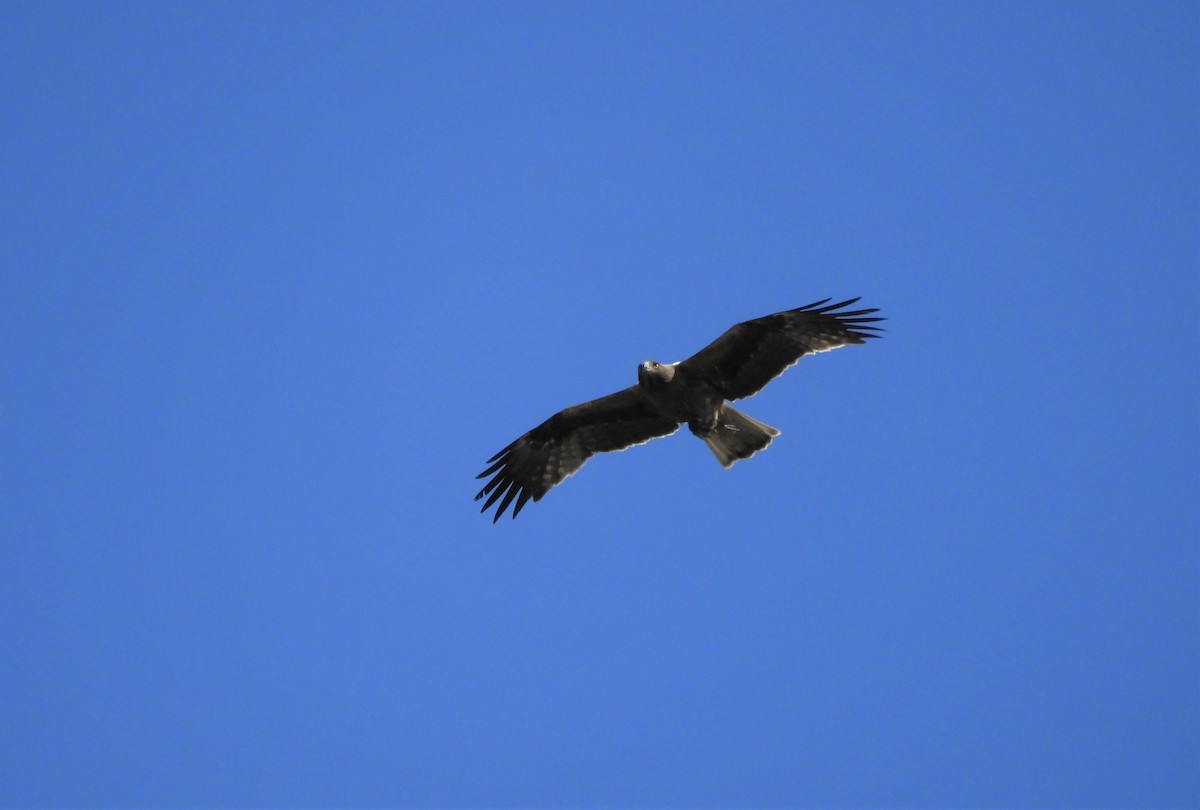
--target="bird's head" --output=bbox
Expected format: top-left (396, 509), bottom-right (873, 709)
top-left (638, 360), bottom-right (675, 386)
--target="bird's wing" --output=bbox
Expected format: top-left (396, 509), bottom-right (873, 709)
top-left (475, 385), bottom-right (680, 522)
top-left (676, 298), bottom-right (884, 400)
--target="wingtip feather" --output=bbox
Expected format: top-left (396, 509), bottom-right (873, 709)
top-left (512, 490), bottom-right (533, 519)
top-left (480, 479), bottom-right (513, 512)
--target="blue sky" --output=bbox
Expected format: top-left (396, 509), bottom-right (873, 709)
top-left (2, 1), bottom-right (1197, 806)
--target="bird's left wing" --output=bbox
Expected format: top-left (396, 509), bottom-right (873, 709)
top-left (475, 385), bottom-right (680, 522)
top-left (677, 297), bottom-right (884, 401)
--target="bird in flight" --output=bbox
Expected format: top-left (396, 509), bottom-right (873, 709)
top-left (476, 297), bottom-right (884, 522)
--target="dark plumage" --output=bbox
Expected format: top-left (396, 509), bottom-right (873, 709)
top-left (476, 297), bottom-right (884, 521)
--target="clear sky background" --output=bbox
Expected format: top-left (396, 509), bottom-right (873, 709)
top-left (2, 2), bottom-right (1197, 807)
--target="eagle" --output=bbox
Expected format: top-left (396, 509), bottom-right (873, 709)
top-left (476, 297), bottom-right (883, 522)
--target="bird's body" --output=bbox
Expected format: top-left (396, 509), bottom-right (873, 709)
top-left (636, 361), bottom-right (719, 430)
top-left (637, 360), bottom-right (779, 466)
top-left (476, 297), bottom-right (883, 521)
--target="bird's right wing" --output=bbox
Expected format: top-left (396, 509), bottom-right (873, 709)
top-left (475, 386), bottom-right (680, 522)
top-left (677, 298), bottom-right (884, 400)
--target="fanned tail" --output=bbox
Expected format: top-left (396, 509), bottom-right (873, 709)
top-left (702, 405), bottom-right (780, 468)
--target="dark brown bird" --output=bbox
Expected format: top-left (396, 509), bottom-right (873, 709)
top-left (476, 297), bottom-right (884, 521)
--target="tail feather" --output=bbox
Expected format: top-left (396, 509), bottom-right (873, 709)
top-left (702, 405), bottom-right (780, 468)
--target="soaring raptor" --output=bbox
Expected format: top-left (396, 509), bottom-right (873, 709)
top-left (476, 297), bottom-right (883, 521)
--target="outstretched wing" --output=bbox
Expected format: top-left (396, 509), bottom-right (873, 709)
top-left (475, 386), bottom-right (680, 522)
top-left (677, 297), bottom-right (884, 400)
